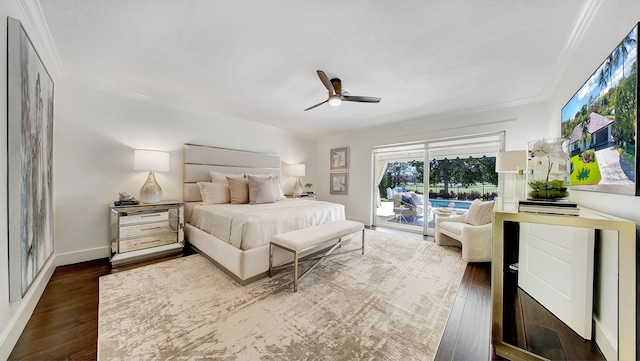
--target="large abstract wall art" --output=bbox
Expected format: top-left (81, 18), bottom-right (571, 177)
top-left (7, 17), bottom-right (55, 301)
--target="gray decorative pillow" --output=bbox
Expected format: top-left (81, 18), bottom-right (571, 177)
top-left (227, 177), bottom-right (250, 204)
top-left (248, 175), bottom-right (277, 204)
top-left (465, 199), bottom-right (494, 226)
top-left (246, 173), bottom-right (284, 200)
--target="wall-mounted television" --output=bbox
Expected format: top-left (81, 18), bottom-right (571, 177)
top-left (561, 22), bottom-right (638, 196)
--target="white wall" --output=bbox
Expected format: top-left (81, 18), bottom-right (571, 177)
top-left (317, 101), bottom-right (552, 224)
top-left (53, 77), bottom-right (318, 259)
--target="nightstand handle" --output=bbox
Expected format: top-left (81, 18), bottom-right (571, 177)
top-left (140, 214), bottom-right (162, 218)
top-left (140, 226), bottom-right (163, 231)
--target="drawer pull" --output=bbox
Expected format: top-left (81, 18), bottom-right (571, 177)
top-left (140, 214), bottom-right (162, 218)
top-left (140, 226), bottom-right (163, 231)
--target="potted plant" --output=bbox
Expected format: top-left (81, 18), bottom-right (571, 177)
top-left (527, 138), bottom-right (570, 200)
top-left (304, 183), bottom-right (313, 194)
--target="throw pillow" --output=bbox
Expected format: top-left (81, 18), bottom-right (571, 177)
top-left (401, 195), bottom-right (415, 206)
top-left (197, 181), bottom-right (230, 204)
top-left (247, 175), bottom-right (277, 204)
top-left (465, 199), bottom-right (494, 226)
top-left (227, 176), bottom-right (250, 204)
top-left (246, 174), bottom-right (284, 200)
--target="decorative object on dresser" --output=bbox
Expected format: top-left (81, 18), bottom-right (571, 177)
top-left (7, 17), bottom-right (55, 302)
top-left (285, 193), bottom-right (317, 200)
top-left (134, 149), bottom-right (170, 203)
top-left (517, 199), bottom-right (580, 216)
top-left (287, 163), bottom-right (305, 195)
top-left (109, 202), bottom-right (184, 266)
top-left (304, 182), bottom-right (313, 194)
top-left (114, 192), bottom-right (139, 206)
top-left (526, 138), bottom-right (570, 200)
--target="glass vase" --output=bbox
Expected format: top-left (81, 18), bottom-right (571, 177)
top-left (526, 138), bottom-right (570, 201)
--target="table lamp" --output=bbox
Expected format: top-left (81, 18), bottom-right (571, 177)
top-left (495, 150), bottom-right (527, 201)
top-left (288, 164), bottom-right (305, 195)
top-left (134, 149), bottom-right (170, 203)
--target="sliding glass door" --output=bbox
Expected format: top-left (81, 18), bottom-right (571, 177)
top-left (372, 144), bottom-right (426, 234)
top-left (372, 133), bottom-right (504, 236)
top-left (425, 134), bottom-right (503, 235)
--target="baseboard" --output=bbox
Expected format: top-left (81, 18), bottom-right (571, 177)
top-left (593, 316), bottom-right (616, 361)
top-left (54, 245), bottom-right (110, 266)
top-left (0, 255), bottom-right (56, 361)
top-left (0, 246), bottom-right (110, 360)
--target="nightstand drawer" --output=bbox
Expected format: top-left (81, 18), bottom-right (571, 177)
top-left (119, 210), bottom-right (169, 225)
top-left (119, 233), bottom-right (178, 253)
top-left (119, 222), bottom-right (176, 238)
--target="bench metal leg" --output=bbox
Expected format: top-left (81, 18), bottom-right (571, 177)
top-left (361, 229), bottom-right (365, 255)
top-left (293, 251), bottom-right (299, 292)
top-left (269, 244), bottom-right (273, 277)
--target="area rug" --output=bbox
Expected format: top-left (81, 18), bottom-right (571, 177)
top-left (98, 230), bottom-right (467, 360)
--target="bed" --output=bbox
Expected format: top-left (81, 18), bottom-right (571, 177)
top-left (183, 144), bottom-right (346, 284)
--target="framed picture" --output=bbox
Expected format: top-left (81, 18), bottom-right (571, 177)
top-left (330, 147), bottom-right (349, 171)
top-left (561, 22), bottom-right (639, 196)
top-left (330, 173), bottom-right (348, 194)
top-left (8, 17), bottom-right (55, 301)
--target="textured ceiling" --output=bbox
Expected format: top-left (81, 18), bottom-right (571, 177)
top-left (37, 0), bottom-right (589, 138)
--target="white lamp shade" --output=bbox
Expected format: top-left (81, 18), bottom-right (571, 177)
top-left (495, 150), bottom-right (526, 173)
top-left (134, 150), bottom-right (170, 172)
top-left (287, 164), bottom-right (306, 177)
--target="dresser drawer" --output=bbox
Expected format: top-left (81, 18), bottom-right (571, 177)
top-left (119, 210), bottom-right (170, 225)
top-left (118, 233), bottom-right (178, 253)
top-left (119, 221), bottom-right (177, 238)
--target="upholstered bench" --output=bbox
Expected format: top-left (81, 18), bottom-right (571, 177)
top-left (269, 220), bottom-right (365, 292)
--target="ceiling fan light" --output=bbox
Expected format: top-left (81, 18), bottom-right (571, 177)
top-left (328, 96), bottom-right (342, 107)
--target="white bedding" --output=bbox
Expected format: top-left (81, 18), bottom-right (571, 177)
top-left (189, 199), bottom-right (345, 251)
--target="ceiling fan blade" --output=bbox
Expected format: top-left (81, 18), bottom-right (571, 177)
top-left (304, 99), bottom-right (328, 111)
top-left (342, 95), bottom-right (381, 103)
top-left (316, 70), bottom-right (336, 96)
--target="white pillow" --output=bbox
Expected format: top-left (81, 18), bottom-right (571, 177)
top-left (247, 175), bottom-right (277, 204)
top-left (465, 199), bottom-right (494, 226)
top-left (197, 181), bottom-right (230, 204)
top-left (210, 171), bottom-right (244, 182)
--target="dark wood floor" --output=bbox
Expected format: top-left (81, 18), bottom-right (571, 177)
top-left (9, 230), bottom-right (494, 360)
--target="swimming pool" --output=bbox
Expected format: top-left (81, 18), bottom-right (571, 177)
top-left (429, 199), bottom-right (473, 209)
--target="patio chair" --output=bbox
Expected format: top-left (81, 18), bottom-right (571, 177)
top-left (392, 192), bottom-right (425, 222)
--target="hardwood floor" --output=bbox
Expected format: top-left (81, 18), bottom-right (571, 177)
top-left (10, 230), bottom-right (493, 360)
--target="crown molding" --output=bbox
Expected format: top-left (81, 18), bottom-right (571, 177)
top-left (16, 0), bottom-right (65, 79)
top-left (542, 0), bottom-right (604, 99)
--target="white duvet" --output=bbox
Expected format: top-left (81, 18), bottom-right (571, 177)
top-left (189, 199), bottom-right (345, 250)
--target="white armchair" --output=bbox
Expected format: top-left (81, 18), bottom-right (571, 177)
top-left (434, 199), bottom-right (494, 262)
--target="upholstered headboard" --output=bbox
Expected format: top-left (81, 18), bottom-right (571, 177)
top-left (183, 144), bottom-right (281, 221)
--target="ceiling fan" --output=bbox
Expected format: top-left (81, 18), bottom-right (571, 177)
top-left (304, 70), bottom-right (381, 111)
